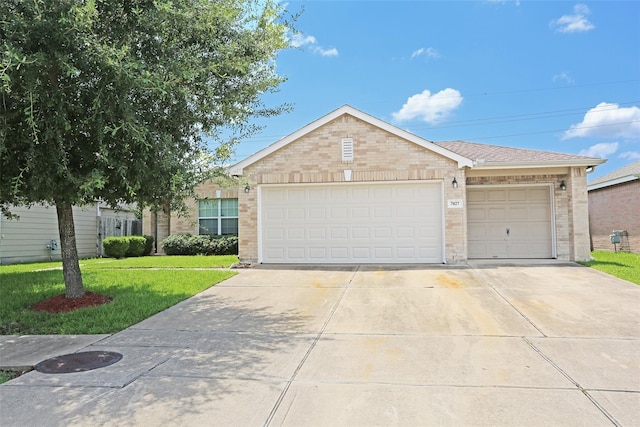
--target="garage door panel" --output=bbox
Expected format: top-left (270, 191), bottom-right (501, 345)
top-left (468, 224), bottom-right (487, 240)
top-left (374, 187), bottom-right (393, 200)
top-left (287, 228), bottom-right (305, 240)
top-left (352, 227), bottom-right (370, 239)
top-left (331, 228), bottom-right (348, 239)
top-left (488, 190), bottom-right (507, 202)
top-left (309, 207), bottom-right (326, 219)
top-left (265, 208), bottom-right (285, 220)
top-left (353, 248), bottom-right (370, 259)
top-left (288, 189), bottom-right (306, 201)
top-left (330, 188), bottom-right (349, 200)
top-left (331, 247), bottom-right (349, 259)
top-left (468, 187), bottom-right (553, 259)
top-left (288, 208), bottom-right (305, 220)
top-left (467, 207), bottom-right (487, 221)
top-left (488, 207), bottom-right (507, 220)
top-left (352, 207), bottom-right (370, 218)
top-left (308, 228), bottom-right (326, 239)
top-left (508, 189), bottom-right (527, 201)
top-left (261, 182), bottom-right (443, 263)
top-left (266, 228), bottom-right (285, 240)
top-left (508, 206), bottom-right (529, 220)
top-left (287, 247), bottom-right (305, 259)
top-left (331, 207), bottom-right (348, 218)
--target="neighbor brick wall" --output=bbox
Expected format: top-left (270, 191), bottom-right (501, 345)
top-left (589, 180), bottom-right (640, 253)
top-left (240, 113), bottom-right (465, 263)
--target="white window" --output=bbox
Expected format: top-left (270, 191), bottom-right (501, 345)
top-left (198, 199), bottom-right (238, 235)
top-left (342, 138), bottom-right (354, 162)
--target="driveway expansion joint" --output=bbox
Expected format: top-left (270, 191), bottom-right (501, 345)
top-left (522, 337), bottom-right (621, 426)
top-left (262, 265), bottom-right (360, 426)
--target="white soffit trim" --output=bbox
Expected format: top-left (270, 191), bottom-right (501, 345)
top-left (229, 105), bottom-right (474, 175)
top-left (588, 174), bottom-right (639, 191)
top-left (472, 159), bottom-right (606, 170)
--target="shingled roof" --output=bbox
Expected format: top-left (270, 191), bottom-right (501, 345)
top-left (434, 141), bottom-right (604, 168)
top-left (588, 160), bottom-right (640, 190)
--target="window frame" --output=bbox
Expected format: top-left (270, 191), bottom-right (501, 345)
top-left (198, 198), bottom-right (238, 236)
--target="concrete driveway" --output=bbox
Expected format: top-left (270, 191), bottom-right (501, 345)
top-left (1, 262), bottom-right (639, 426)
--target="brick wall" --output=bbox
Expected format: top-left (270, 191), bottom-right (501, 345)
top-left (588, 180), bottom-right (640, 253)
top-left (241, 114), bottom-right (464, 263)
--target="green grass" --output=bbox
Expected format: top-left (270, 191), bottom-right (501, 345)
top-left (0, 256), bottom-right (237, 335)
top-left (0, 371), bottom-right (17, 384)
top-left (0, 369), bottom-right (29, 385)
top-left (79, 254), bottom-right (239, 269)
top-left (579, 251), bottom-right (640, 285)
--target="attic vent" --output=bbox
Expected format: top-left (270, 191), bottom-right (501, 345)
top-left (342, 138), bottom-right (354, 162)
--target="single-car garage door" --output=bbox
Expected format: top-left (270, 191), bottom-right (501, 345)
top-left (260, 182), bottom-right (443, 263)
top-left (467, 186), bottom-right (554, 259)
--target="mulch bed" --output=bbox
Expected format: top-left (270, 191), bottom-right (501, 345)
top-left (31, 292), bottom-right (112, 314)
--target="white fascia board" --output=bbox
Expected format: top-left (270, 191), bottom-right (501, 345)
top-left (473, 159), bottom-right (606, 170)
top-left (588, 174), bottom-right (640, 191)
top-left (229, 105), bottom-right (473, 175)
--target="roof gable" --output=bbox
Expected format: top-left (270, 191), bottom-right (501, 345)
top-left (230, 105), bottom-right (473, 174)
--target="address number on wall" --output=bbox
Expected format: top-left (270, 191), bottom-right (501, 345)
top-left (447, 199), bottom-right (464, 209)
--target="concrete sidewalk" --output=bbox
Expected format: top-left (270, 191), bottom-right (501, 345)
top-left (1, 263), bottom-right (638, 426)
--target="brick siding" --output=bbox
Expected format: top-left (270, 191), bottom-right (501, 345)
top-left (588, 180), bottom-right (640, 253)
top-left (241, 114), bottom-right (464, 263)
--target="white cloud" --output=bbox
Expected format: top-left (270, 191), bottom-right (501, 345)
top-left (315, 47), bottom-right (338, 57)
top-left (411, 47), bottom-right (440, 60)
top-left (551, 4), bottom-right (595, 33)
top-left (563, 102), bottom-right (640, 139)
top-left (291, 33), bottom-right (316, 48)
top-left (290, 32), bottom-right (338, 57)
top-left (620, 151), bottom-right (640, 160)
top-left (579, 142), bottom-right (619, 158)
top-left (486, 0), bottom-right (521, 6)
top-left (553, 71), bottom-right (575, 84)
top-left (392, 88), bottom-right (463, 124)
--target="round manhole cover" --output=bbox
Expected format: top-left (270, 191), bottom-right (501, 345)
top-left (35, 351), bottom-right (123, 374)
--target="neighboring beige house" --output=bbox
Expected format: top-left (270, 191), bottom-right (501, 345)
top-left (147, 105), bottom-right (605, 264)
top-left (0, 202), bottom-right (139, 265)
top-left (588, 160), bottom-right (640, 252)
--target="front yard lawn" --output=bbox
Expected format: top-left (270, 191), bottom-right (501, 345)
top-left (579, 251), bottom-right (640, 285)
top-left (0, 256), bottom-right (237, 335)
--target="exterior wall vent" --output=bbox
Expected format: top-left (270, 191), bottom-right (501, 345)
top-left (342, 138), bottom-right (354, 162)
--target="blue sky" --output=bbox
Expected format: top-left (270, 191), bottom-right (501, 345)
top-left (230, 1), bottom-right (640, 181)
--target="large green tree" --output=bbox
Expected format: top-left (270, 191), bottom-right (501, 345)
top-left (1, 0), bottom-right (291, 297)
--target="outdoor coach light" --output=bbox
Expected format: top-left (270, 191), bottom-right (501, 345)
top-left (452, 177), bottom-right (458, 189)
top-left (560, 180), bottom-right (566, 191)
top-left (244, 184), bottom-right (251, 193)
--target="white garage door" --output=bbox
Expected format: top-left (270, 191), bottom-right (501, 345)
top-left (260, 182), bottom-right (443, 263)
top-left (467, 186), bottom-right (554, 259)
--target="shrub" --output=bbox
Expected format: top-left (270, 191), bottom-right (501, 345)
top-left (161, 234), bottom-right (193, 255)
top-left (161, 234), bottom-right (238, 256)
top-left (103, 237), bottom-right (129, 259)
top-left (210, 235), bottom-right (239, 255)
top-left (143, 235), bottom-right (154, 255)
top-left (125, 236), bottom-right (147, 257)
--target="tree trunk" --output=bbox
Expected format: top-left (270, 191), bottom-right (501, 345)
top-left (56, 201), bottom-right (85, 298)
